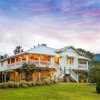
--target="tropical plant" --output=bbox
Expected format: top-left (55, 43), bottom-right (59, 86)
top-left (79, 73), bottom-right (87, 80)
top-left (14, 46), bottom-right (24, 54)
top-left (77, 48), bottom-right (94, 59)
top-left (16, 63), bottom-right (56, 82)
top-left (21, 63), bottom-right (31, 81)
top-left (89, 65), bottom-right (100, 83)
top-left (96, 78), bottom-right (100, 93)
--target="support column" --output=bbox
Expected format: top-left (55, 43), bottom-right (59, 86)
top-left (10, 59), bottom-right (11, 68)
top-left (39, 55), bottom-right (41, 67)
top-left (20, 56), bottom-right (22, 65)
top-left (86, 61), bottom-right (88, 70)
top-left (2, 72), bottom-right (3, 83)
top-left (19, 73), bottom-right (21, 82)
top-left (4, 72), bottom-right (6, 83)
top-left (50, 56), bottom-right (55, 68)
top-left (73, 57), bottom-right (78, 69)
top-left (26, 55), bottom-right (28, 64)
top-left (15, 58), bottom-right (16, 68)
top-left (14, 70), bottom-right (16, 83)
top-left (38, 72), bottom-right (40, 82)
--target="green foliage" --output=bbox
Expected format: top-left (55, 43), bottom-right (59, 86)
top-left (14, 46), bottom-right (24, 54)
top-left (0, 80), bottom-right (57, 89)
top-left (50, 80), bottom-right (57, 84)
top-left (36, 82), bottom-right (43, 86)
top-left (77, 48), bottom-right (94, 59)
top-left (21, 63), bottom-right (32, 81)
top-left (96, 78), bottom-right (100, 93)
top-left (91, 60), bottom-right (100, 67)
top-left (21, 84), bottom-right (28, 88)
top-left (7, 81), bottom-right (15, 88)
top-left (14, 83), bottom-right (20, 88)
top-left (16, 63), bottom-right (56, 81)
top-left (1, 83), bottom-right (8, 89)
top-left (19, 81), bottom-right (28, 87)
top-left (89, 65), bottom-right (100, 83)
top-left (43, 79), bottom-right (50, 85)
top-left (79, 73), bottom-right (87, 80)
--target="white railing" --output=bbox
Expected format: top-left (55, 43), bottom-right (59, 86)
top-left (1, 60), bottom-right (60, 72)
top-left (70, 70), bottom-right (79, 82)
top-left (28, 60), bottom-right (51, 67)
top-left (7, 60), bottom-right (26, 70)
top-left (78, 64), bottom-right (88, 70)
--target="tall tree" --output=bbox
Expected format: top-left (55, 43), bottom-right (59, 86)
top-left (14, 46), bottom-right (24, 54)
top-left (77, 48), bottom-right (94, 59)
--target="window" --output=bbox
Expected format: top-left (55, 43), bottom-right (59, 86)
top-left (67, 57), bottom-right (74, 64)
top-left (54, 56), bottom-right (59, 65)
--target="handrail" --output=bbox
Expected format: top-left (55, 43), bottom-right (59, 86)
top-left (70, 70), bottom-right (78, 82)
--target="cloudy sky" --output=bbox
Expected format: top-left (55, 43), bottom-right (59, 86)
top-left (0, 0), bottom-right (100, 55)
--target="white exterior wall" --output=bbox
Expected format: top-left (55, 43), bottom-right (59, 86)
top-left (59, 48), bottom-right (79, 70)
top-left (0, 61), bottom-right (8, 71)
top-left (50, 56), bottom-right (55, 68)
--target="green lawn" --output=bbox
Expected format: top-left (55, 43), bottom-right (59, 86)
top-left (0, 83), bottom-right (100, 100)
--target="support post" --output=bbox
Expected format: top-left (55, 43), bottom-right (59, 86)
top-left (26, 55), bottom-right (28, 64)
top-left (86, 61), bottom-right (88, 70)
top-left (2, 72), bottom-right (3, 83)
top-left (14, 70), bottom-right (16, 83)
top-left (39, 55), bottom-right (41, 67)
top-left (50, 57), bottom-right (55, 68)
top-left (10, 59), bottom-right (11, 68)
top-left (15, 58), bottom-right (16, 68)
top-left (19, 73), bottom-right (21, 82)
top-left (4, 72), bottom-right (6, 83)
top-left (38, 72), bottom-right (40, 82)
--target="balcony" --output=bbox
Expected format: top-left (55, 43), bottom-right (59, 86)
top-left (6, 60), bottom-right (60, 70)
top-left (28, 60), bottom-right (51, 67)
top-left (78, 64), bottom-right (88, 70)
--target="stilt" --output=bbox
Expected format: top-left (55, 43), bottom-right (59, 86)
top-left (38, 72), bottom-right (40, 82)
top-left (2, 72), bottom-right (3, 83)
top-left (19, 73), bottom-right (22, 82)
top-left (14, 70), bottom-right (16, 82)
top-left (4, 72), bottom-right (6, 83)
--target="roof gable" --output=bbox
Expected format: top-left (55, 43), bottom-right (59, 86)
top-left (56, 46), bottom-right (80, 54)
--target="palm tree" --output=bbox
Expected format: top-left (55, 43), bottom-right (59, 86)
top-left (14, 46), bottom-right (24, 54)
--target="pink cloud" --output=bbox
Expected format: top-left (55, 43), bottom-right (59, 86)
top-left (75, 9), bottom-right (100, 16)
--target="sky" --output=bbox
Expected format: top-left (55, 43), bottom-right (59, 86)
top-left (0, 0), bottom-right (100, 55)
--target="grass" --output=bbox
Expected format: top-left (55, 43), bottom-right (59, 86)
top-left (0, 83), bottom-right (100, 100)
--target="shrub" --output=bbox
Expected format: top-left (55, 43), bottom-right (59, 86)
top-left (7, 81), bottom-right (15, 88)
top-left (96, 78), bottom-right (100, 93)
top-left (26, 81), bottom-right (33, 87)
top-left (43, 79), bottom-right (50, 85)
top-left (36, 82), bottom-right (43, 86)
top-left (14, 83), bottom-right (20, 88)
top-left (50, 80), bottom-right (57, 84)
top-left (0, 83), bottom-right (2, 88)
top-left (21, 84), bottom-right (28, 88)
top-left (19, 81), bottom-right (28, 87)
top-left (1, 83), bottom-right (8, 89)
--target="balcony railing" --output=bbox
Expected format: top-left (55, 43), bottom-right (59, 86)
top-left (28, 60), bottom-right (51, 67)
top-left (78, 64), bottom-right (88, 70)
top-left (1, 59), bottom-right (60, 71)
top-left (7, 60), bottom-right (26, 70)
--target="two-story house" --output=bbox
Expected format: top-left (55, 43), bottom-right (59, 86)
top-left (0, 44), bottom-right (89, 83)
